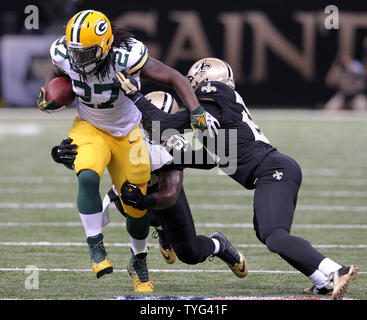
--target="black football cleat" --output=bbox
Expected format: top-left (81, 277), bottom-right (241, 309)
top-left (211, 232), bottom-right (248, 278)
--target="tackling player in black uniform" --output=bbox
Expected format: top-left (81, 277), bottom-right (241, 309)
top-left (51, 91), bottom-right (248, 292)
top-left (113, 58), bottom-right (359, 300)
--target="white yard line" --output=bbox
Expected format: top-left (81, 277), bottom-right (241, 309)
top-left (1, 241), bottom-right (366, 249)
top-left (1, 202), bottom-right (367, 212)
top-left (2, 187), bottom-right (367, 199)
top-left (1, 221), bottom-right (367, 230)
top-left (0, 266), bottom-right (365, 275)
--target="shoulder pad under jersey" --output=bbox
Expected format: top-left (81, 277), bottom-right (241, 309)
top-left (113, 38), bottom-right (149, 75)
top-left (49, 36), bottom-right (71, 73)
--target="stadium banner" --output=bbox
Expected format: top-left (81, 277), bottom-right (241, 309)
top-left (1, 0), bottom-right (367, 107)
top-left (0, 35), bottom-right (57, 107)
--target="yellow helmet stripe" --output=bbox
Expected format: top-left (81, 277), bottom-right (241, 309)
top-left (71, 10), bottom-right (92, 43)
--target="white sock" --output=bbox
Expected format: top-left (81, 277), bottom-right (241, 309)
top-left (318, 258), bottom-right (342, 277)
top-left (79, 211), bottom-right (103, 238)
top-left (308, 270), bottom-right (329, 289)
top-left (130, 236), bottom-right (149, 255)
top-left (212, 238), bottom-right (220, 254)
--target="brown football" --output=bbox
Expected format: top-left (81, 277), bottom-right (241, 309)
top-left (46, 76), bottom-right (75, 106)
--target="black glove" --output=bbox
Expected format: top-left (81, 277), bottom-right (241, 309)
top-left (120, 181), bottom-right (156, 210)
top-left (51, 137), bottom-right (78, 170)
top-left (113, 71), bottom-right (144, 103)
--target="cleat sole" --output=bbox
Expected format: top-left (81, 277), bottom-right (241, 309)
top-left (96, 266), bottom-right (113, 278)
top-left (332, 265), bottom-right (359, 300)
top-left (92, 258), bottom-right (113, 278)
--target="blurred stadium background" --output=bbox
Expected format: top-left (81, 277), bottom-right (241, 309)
top-left (0, 0), bottom-right (366, 300)
top-left (2, 0), bottom-right (367, 108)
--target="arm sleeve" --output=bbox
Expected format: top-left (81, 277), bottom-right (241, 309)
top-left (136, 96), bottom-right (191, 133)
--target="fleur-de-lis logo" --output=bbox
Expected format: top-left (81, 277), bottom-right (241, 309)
top-left (273, 170), bottom-right (283, 180)
top-left (195, 60), bottom-right (211, 76)
top-left (201, 82), bottom-right (217, 93)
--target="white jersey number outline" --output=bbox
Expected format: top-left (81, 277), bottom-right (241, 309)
top-left (234, 91), bottom-right (270, 144)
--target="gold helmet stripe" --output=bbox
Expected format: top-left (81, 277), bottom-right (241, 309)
top-left (71, 10), bottom-right (92, 43)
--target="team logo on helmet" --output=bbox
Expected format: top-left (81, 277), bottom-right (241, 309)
top-left (95, 19), bottom-right (108, 36)
top-left (187, 57), bottom-right (235, 90)
top-left (195, 60), bottom-right (212, 76)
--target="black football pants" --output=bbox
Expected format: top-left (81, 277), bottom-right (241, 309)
top-left (152, 188), bottom-right (215, 264)
top-left (252, 151), bottom-right (326, 276)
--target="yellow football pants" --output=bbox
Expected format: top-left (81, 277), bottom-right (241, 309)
top-left (68, 117), bottom-right (151, 218)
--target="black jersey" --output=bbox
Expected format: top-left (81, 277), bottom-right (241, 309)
top-left (135, 81), bottom-right (276, 189)
top-left (195, 81), bottom-right (276, 188)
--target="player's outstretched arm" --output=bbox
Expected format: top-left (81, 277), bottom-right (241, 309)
top-left (114, 59), bottom-right (220, 137)
top-left (114, 71), bottom-right (191, 132)
top-left (141, 58), bottom-right (220, 137)
top-left (141, 58), bottom-right (199, 112)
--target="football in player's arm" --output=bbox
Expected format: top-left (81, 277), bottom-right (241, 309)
top-left (51, 92), bottom-right (248, 279)
top-left (38, 32), bottom-right (219, 136)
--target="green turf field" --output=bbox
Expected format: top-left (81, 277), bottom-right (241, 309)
top-left (0, 108), bottom-right (366, 300)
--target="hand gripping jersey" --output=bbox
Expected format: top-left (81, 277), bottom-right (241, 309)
top-left (50, 36), bottom-right (149, 137)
